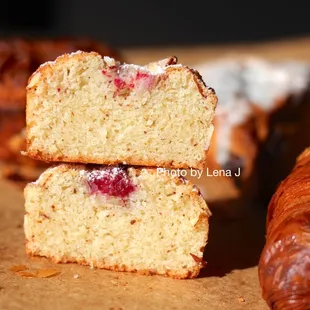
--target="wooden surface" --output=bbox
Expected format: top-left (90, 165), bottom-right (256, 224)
top-left (3, 36), bottom-right (310, 309)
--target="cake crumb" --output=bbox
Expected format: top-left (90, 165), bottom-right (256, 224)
top-left (9, 265), bottom-right (29, 272)
top-left (37, 268), bottom-right (59, 278)
top-left (237, 297), bottom-right (245, 303)
top-left (17, 271), bottom-right (37, 278)
top-left (73, 274), bottom-right (79, 279)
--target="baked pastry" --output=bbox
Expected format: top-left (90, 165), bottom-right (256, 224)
top-left (0, 38), bottom-right (120, 111)
top-left (24, 52), bottom-right (217, 169)
top-left (0, 39), bottom-right (30, 111)
top-left (258, 147), bottom-right (310, 309)
top-left (0, 111), bottom-right (25, 162)
top-left (192, 57), bottom-right (310, 204)
top-left (24, 164), bottom-right (211, 279)
top-left (0, 111), bottom-right (47, 185)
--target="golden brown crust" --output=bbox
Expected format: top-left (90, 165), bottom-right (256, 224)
top-left (190, 67), bottom-right (217, 101)
top-left (297, 147), bottom-right (310, 163)
top-left (258, 147), bottom-right (310, 309)
top-left (26, 51), bottom-right (100, 89)
top-left (144, 55), bottom-right (217, 103)
top-left (26, 51), bottom-right (217, 105)
top-left (26, 244), bottom-right (201, 279)
top-left (144, 56), bottom-right (178, 71)
top-left (30, 38), bottom-right (120, 66)
top-left (23, 149), bottom-right (207, 170)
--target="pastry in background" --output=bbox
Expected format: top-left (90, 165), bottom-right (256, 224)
top-left (0, 111), bottom-right (47, 186)
top-left (0, 37), bottom-right (121, 111)
top-left (258, 147), bottom-right (310, 309)
top-left (0, 112), bottom-right (25, 162)
top-left (189, 57), bottom-right (310, 206)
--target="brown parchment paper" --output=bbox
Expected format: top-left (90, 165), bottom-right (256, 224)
top-left (0, 178), bottom-right (268, 310)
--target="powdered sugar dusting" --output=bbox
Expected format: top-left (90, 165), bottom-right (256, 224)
top-left (101, 57), bottom-right (186, 96)
top-left (103, 56), bottom-right (119, 67)
top-left (196, 57), bottom-right (310, 165)
top-left (101, 62), bottom-right (159, 96)
top-left (38, 59), bottom-right (57, 70)
top-left (197, 57), bottom-right (310, 113)
top-left (243, 57), bottom-right (310, 110)
top-left (215, 97), bottom-right (252, 165)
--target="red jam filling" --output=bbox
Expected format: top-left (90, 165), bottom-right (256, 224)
top-left (114, 78), bottom-right (135, 90)
top-left (136, 72), bottom-right (150, 80)
top-left (114, 78), bottom-right (126, 90)
top-left (102, 65), bottom-right (154, 95)
top-left (87, 167), bottom-right (136, 199)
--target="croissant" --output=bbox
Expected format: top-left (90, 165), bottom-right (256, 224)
top-left (258, 147), bottom-right (310, 309)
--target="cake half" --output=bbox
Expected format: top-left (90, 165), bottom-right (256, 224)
top-left (24, 52), bottom-right (217, 169)
top-left (24, 164), bottom-right (211, 279)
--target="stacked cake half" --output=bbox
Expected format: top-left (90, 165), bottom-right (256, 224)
top-left (23, 52), bottom-right (217, 279)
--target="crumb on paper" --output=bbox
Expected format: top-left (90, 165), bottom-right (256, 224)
top-left (37, 268), bottom-right (59, 278)
top-left (10, 265), bottom-right (60, 279)
top-left (9, 265), bottom-right (29, 272)
top-left (90, 262), bottom-right (94, 269)
top-left (17, 271), bottom-right (37, 278)
top-left (237, 297), bottom-right (246, 303)
top-left (73, 274), bottom-right (79, 279)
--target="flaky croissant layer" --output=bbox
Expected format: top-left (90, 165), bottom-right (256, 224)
top-left (258, 147), bottom-right (310, 310)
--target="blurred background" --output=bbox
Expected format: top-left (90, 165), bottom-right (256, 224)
top-left (1, 1), bottom-right (310, 47)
